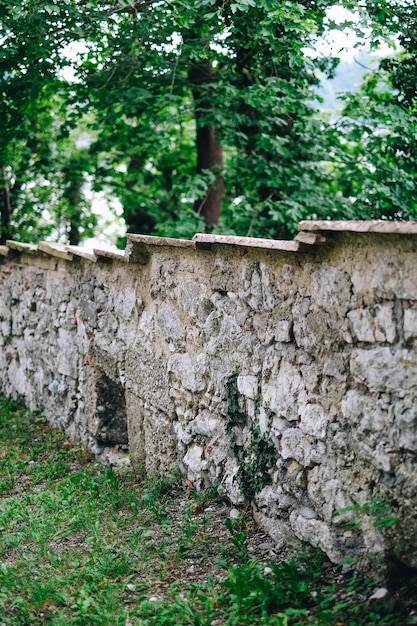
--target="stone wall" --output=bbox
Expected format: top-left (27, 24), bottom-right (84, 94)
top-left (1, 221), bottom-right (417, 578)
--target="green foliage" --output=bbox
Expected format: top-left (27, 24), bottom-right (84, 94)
top-left (237, 420), bottom-right (276, 499)
top-left (224, 374), bottom-right (276, 499)
top-left (334, 497), bottom-right (400, 530)
top-left (326, 65), bottom-right (417, 222)
top-left (225, 517), bottom-right (249, 564)
top-left (224, 373), bottom-right (246, 429)
top-left (2, 1), bottom-right (417, 243)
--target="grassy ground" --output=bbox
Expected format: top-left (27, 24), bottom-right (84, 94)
top-left (0, 394), bottom-right (415, 625)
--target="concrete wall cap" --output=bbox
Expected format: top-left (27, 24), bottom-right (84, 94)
top-left (94, 248), bottom-right (127, 262)
top-left (127, 233), bottom-right (195, 248)
top-left (65, 245), bottom-right (98, 262)
top-left (38, 241), bottom-right (73, 261)
top-left (6, 240), bottom-right (39, 253)
top-left (298, 220), bottom-right (417, 234)
top-left (192, 233), bottom-right (304, 251)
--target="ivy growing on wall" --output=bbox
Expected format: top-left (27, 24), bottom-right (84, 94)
top-left (224, 373), bottom-right (276, 499)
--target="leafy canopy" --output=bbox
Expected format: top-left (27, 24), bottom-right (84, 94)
top-left (1, 0), bottom-right (416, 244)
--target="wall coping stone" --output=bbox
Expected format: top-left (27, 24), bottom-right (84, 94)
top-left (38, 241), bottom-right (74, 261)
top-left (192, 233), bottom-right (305, 251)
top-left (65, 245), bottom-right (98, 262)
top-left (93, 248), bottom-right (127, 262)
top-left (298, 220), bottom-right (417, 234)
top-left (127, 233), bottom-right (196, 248)
top-left (294, 232), bottom-right (327, 245)
top-left (2, 221), bottom-right (417, 268)
top-left (6, 240), bottom-right (40, 254)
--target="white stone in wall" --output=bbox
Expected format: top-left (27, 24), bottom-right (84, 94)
top-left (168, 353), bottom-right (206, 394)
top-left (156, 301), bottom-right (184, 345)
top-left (307, 467), bottom-right (350, 523)
top-left (281, 428), bottom-right (313, 466)
top-left (289, 511), bottom-right (342, 564)
top-left (341, 390), bottom-right (391, 433)
top-left (237, 374), bottom-right (258, 399)
top-left (404, 308), bottom-right (417, 340)
top-left (394, 400), bottom-right (417, 450)
top-left (347, 309), bottom-right (376, 342)
top-left (56, 328), bottom-right (78, 378)
top-left (275, 320), bottom-right (292, 343)
top-left (374, 304), bottom-right (397, 342)
top-left (219, 463), bottom-right (246, 505)
top-left (351, 348), bottom-right (417, 393)
top-left (347, 305), bottom-right (396, 343)
top-left (113, 287), bottom-right (139, 320)
top-left (263, 361), bottom-right (307, 421)
top-left (183, 443), bottom-right (205, 477)
top-left (299, 403), bottom-right (328, 439)
top-left (310, 267), bottom-right (352, 316)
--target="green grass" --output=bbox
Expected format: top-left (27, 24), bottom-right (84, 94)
top-left (0, 394), bottom-right (414, 625)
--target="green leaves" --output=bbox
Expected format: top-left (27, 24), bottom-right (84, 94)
top-left (2, 0), bottom-right (417, 244)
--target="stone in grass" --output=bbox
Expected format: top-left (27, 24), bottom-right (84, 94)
top-left (367, 587), bottom-right (395, 613)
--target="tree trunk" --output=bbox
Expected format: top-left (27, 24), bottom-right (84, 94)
top-left (189, 60), bottom-right (225, 229)
top-left (0, 170), bottom-right (12, 245)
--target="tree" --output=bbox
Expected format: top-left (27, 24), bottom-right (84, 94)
top-left (1, 0), bottom-right (416, 245)
top-left (75, 0), bottom-right (347, 239)
top-left (325, 1), bottom-right (417, 222)
top-left (0, 0), bottom-right (101, 243)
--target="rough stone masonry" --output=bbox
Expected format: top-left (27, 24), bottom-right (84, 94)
top-left (1, 221), bottom-right (417, 578)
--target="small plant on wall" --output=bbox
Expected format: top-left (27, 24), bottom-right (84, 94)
top-left (224, 373), bottom-right (276, 499)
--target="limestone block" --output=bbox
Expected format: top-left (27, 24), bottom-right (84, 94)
top-left (275, 320), bottom-right (292, 343)
top-left (263, 361), bottom-right (307, 421)
top-left (310, 267), bottom-right (352, 316)
top-left (56, 328), bottom-right (78, 378)
top-left (253, 511), bottom-right (301, 552)
top-left (113, 287), bottom-right (140, 320)
top-left (168, 353), bottom-right (206, 394)
top-left (350, 348), bottom-right (417, 393)
top-left (290, 512), bottom-right (341, 564)
top-left (341, 390), bottom-right (391, 433)
top-left (156, 300), bottom-right (184, 345)
top-left (218, 463), bottom-right (246, 505)
top-left (293, 309), bottom-right (344, 354)
top-left (183, 443), bottom-right (205, 478)
top-left (373, 304), bottom-right (397, 342)
top-left (126, 391), bottom-right (145, 464)
top-left (125, 347), bottom-right (172, 411)
top-left (372, 259), bottom-right (417, 300)
top-left (173, 421), bottom-right (194, 446)
top-left (347, 309), bottom-right (375, 342)
top-left (237, 374), bottom-right (258, 400)
top-left (307, 467), bottom-right (351, 522)
top-left (253, 313), bottom-right (275, 345)
top-left (348, 305), bottom-right (396, 343)
top-left (174, 280), bottom-right (213, 322)
top-left (404, 308), bottom-right (417, 340)
top-left (299, 403), bottom-right (328, 439)
top-left (187, 410), bottom-right (222, 439)
top-left (394, 400), bottom-right (417, 450)
top-left (323, 354), bottom-right (348, 381)
top-left (281, 428), bottom-right (313, 466)
top-left (138, 308), bottom-right (159, 341)
top-left (142, 407), bottom-right (177, 475)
